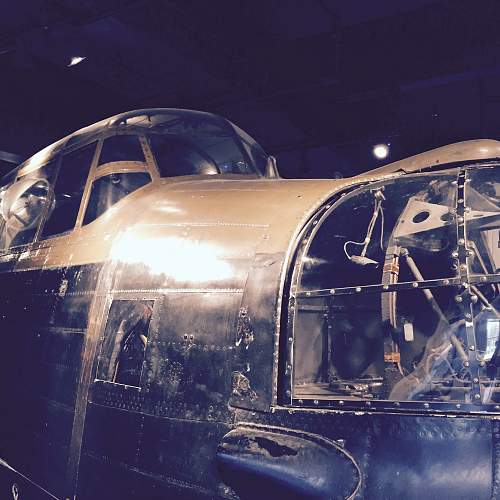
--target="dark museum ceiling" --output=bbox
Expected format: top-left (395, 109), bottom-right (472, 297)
top-left (2, 0), bottom-right (500, 177)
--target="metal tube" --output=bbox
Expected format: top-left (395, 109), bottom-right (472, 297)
top-left (404, 253), bottom-right (468, 362)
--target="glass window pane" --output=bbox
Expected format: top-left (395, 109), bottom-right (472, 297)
top-left (97, 300), bottom-right (154, 387)
top-left (293, 286), bottom-right (470, 403)
top-left (293, 166), bottom-right (500, 406)
top-left (99, 135), bottom-right (145, 165)
top-left (0, 161), bottom-right (58, 249)
top-left (149, 132), bottom-right (253, 177)
top-left (474, 289), bottom-right (500, 404)
top-left (232, 123), bottom-right (268, 175)
top-left (83, 172), bottom-right (151, 226)
top-left (41, 143), bottom-right (96, 239)
top-left (465, 167), bottom-right (500, 275)
top-left (300, 173), bottom-right (458, 291)
top-left (149, 134), bottom-right (218, 176)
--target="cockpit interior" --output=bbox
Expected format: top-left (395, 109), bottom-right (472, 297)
top-left (292, 166), bottom-right (500, 407)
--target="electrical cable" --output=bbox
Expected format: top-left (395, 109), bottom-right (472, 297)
top-left (343, 190), bottom-right (385, 265)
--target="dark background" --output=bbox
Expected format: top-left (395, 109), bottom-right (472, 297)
top-left (2, 0), bottom-right (500, 178)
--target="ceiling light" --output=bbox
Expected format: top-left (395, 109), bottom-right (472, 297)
top-left (68, 56), bottom-right (86, 67)
top-left (373, 143), bottom-right (389, 160)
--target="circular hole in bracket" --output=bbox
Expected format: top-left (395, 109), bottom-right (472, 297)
top-left (413, 210), bottom-right (430, 223)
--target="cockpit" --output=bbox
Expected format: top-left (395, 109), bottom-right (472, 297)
top-left (107, 109), bottom-right (269, 177)
top-left (0, 109), bottom-right (270, 251)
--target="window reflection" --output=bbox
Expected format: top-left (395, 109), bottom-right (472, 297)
top-left (0, 161), bottom-right (57, 249)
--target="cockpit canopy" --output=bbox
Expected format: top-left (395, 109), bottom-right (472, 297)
top-left (20, 108), bottom-right (269, 180)
top-left (111, 109), bottom-right (268, 177)
top-left (0, 109), bottom-right (270, 251)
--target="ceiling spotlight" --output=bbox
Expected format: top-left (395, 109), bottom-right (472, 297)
top-left (373, 143), bottom-right (389, 160)
top-left (68, 56), bottom-right (86, 67)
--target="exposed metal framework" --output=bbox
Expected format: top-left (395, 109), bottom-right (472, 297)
top-left (284, 163), bottom-right (500, 415)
